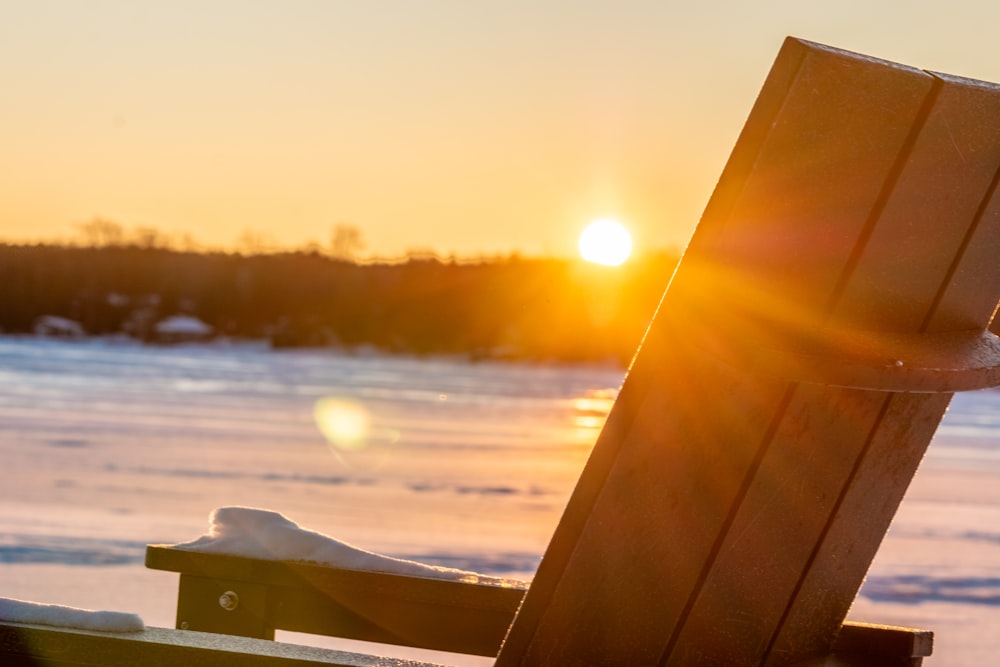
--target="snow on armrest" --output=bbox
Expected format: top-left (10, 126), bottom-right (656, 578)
top-left (164, 506), bottom-right (522, 586)
top-left (0, 597), bottom-right (144, 633)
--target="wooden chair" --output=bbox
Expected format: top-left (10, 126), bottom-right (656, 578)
top-left (6, 36), bottom-right (1000, 666)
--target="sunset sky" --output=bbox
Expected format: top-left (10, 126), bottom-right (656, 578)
top-left (3, 1), bottom-right (999, 259)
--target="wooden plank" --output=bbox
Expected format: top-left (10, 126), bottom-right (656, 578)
top-left (666, 385), bottom-right (889, 664)
top-left (0, 622), bottom-right (439, 667)
top-left (762, 392), bottom-right (949, 664)
top-left (681, 38), bottom-right (934, 331)
top-left (831, 72), bottom-right (1000, 332)
top-left (834, 622), bottom-right (933, 659)
top-left (147, 547), bottom-right (526, 615)
top-left (269, 576), bottom-right (519, 656)
top-left (919, 74), bottom-right (1000, 334)
top-left (512, 343), bottom-right (790, 664)
top-left (945, 168), bottom-right (1000, 333)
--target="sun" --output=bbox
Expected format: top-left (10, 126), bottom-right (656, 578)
top-left (578, 219), bottom-right (632, 266)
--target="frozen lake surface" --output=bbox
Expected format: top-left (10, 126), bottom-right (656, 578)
top-left (1, 337), bottom-right (998, 665)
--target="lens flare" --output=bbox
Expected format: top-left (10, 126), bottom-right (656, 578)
top-left (314, 397), bottom-right (401, 470)
top-left (314, 398), bottom-right (372, 451)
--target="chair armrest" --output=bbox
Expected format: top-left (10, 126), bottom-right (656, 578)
top-left (786, 622), bottom-right (932, 666)
top-left (146, 545), bottom-right (526, 656)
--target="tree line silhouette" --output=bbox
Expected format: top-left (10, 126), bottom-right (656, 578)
top-left (0, 243), bottom-right (679, 366)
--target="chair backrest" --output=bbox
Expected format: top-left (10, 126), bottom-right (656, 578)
top-left (497, 37), bottom-right (1000, 666)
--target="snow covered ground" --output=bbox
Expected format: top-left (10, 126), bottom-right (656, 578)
top-left (0, 337), bottom-right (998, 665)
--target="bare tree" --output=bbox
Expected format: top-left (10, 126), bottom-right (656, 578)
top-left (329, 223), bottom-right (365, 261)
top-left (237, 229), bottom-right (275, 256)
top-left (76, 217), bottom-right (125, 247)
top-left (177, 233), bottom-right (200, 253)
top-left (132, 226), bottom-right (164, 249)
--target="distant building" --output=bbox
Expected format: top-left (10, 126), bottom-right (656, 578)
top-left (151, 315), bottom-right (214, 344)
top-left (33, 315), bottom-right (85, 339)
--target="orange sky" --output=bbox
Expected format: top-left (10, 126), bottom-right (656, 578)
top-left (2, 2), bottom-right (999, 259)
